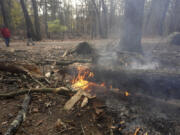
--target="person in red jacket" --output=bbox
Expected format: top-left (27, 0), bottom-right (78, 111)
top-left (0, 26), bottom-right (11, 47)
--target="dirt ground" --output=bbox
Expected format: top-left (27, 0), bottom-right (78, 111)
top-left (0, 38), bottom-right (180, 135)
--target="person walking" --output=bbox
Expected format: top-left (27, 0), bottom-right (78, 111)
top-left (27, 32), bottom-right (35, 46)
top-left (0, 26), bottom-right (11, 47)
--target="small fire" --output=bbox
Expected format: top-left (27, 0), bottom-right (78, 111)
top-left (72, 66), bottom-right (131, 98)
top-left (125, 91), bottom-right (130, 97)
top-left (72, 66), bottom-right (105, 91)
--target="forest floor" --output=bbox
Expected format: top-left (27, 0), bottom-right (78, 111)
top-left (0, 38), bottom-right (180, 135)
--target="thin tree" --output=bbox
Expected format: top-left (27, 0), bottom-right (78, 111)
top-left (101, 0), bottom-right (108, 38)
top-left (0, 0), bottom-right (11, 28)
top-left (91, 0), bottom-right (103, 38)
top-left (31, 0), bottom-right (42, 40)
top-left (43, 0), bottom-right (50, 38)
top-left (119, 0), bottom-right (145, 53)
top-left (20, 0), bottom-right (36, 40)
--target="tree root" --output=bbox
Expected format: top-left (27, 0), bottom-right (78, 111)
top-left (0, 87), bottom-right (71, 99)
top-left (4, 94), bottom-right (31, 135)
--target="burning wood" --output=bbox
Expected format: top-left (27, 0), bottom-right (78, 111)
top-left (125, 91), bottom-right (130, 97)
top-left (71, 66), bottom-right (106, 92)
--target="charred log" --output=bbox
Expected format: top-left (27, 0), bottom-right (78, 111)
top-left (4, 94), bottom-right (31, 135)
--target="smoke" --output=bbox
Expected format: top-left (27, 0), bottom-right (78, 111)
top-left (129, 61), bottom-right (159, 70)
top-left (96, 40), bottom-right (159, 71)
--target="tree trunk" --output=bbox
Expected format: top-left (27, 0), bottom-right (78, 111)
top-left (109, 0), bottom-right (115, 33)
top-left (159, 0), bottom-right (170, 35)
top-left (0, 0), bottom-right (10, 28)
top-left (20, 0), bottom-right (36, 40)
top-left (146, 0), bottom-right (170, 36)
top-left (31, 0), bottom-right (42, 40)
top-left (44, 0), bottom-right (50, 38)
top-left (119, 0), bottom-right (145, 53)
top-left (91, 0), bottom-right (103, 38)
top-left (169, 0), bottom-right (180, 33)
top-left (101, 0), bottom-right (108, 38)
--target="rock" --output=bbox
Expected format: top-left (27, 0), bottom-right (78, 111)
top-left (167, 32), bottom-right (180, 45)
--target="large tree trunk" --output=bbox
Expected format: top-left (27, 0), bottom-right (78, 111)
top-left (31, 0), bottom-right (42, 40)
top-left (119, 0), bottom-right (145, 53)
top-left (20, 0), bottom-right (36, 40)
top-left (0, 0), bottom-right (10, 28)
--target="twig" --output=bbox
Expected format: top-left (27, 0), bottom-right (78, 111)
top-left (29, 75), bottom-right (44, 87)
top-left (4, 94), bottom-right (31, 135)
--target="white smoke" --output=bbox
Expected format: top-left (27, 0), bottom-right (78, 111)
top-left (129, 61), bottom-right (159, 70)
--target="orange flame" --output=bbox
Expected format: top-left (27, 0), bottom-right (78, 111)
top-left (72, 66), bottom-right (105, 91)
top-left (72, 66), bottom-right (130, 98)
top-left (125, 91), bottom-right (130, 96)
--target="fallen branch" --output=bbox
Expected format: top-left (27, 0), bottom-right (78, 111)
top-left (4, 94), bottom-right (31, 135)
top-left (0, 87), bottom-right (70, 99)
top-left (43, 59), bottom-right (92, 66)
top-left (0, 62), bottom-right (43, 78)
top-left (64, 90), bottom-right (95, 111)
top-left (56, 59), bottom-right (92, 66)
top-left (64, 90), bottom-right (84, 110)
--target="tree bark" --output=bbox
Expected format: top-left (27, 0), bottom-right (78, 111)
top-left (31, 0), bottom-right (42, 40)
top-left (0, 0), bottom-right (10, 28)
top-left (20, 0), bottom-right (36, 40)
top-left (119, 0), bottom-right (145, 53)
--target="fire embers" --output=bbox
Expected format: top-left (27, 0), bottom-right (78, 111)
top-left (72, 66), bottom-right (106, 95)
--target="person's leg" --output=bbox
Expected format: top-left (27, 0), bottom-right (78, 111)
top-left (7, 38), bottom-right (10, 46)
top-left (5, 38), bottom-right (9, 47)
